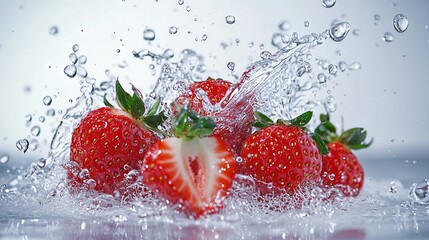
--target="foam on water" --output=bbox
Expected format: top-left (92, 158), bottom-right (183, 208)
top-left (1, 23), bottom-right (428, 239)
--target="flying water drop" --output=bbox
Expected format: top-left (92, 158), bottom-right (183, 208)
top-left (382, 32), bottom-right (394, 42)
top-left (143, 29), bottom-right (156, 41)
top-left (348, 62), bottom-right (362, 71)
top-left (16, 139), bottom-right (29, 153)
top-left (31, 126), bottom-right (41, 137)
top-left (72, 44), bottom-right (79, 52)
top-left (227, 62), bottom-right (235, 71)
top-left (329, 22), bottom-right (351, 42)
top-left (43, 96), bottom-right (52, 106)
top-left (49, 26), bottom-right (59, 35)
top-left (64, 64), bottom-right (77, 78)
top-left (393, 14), bottom-right (409, 33)
top-left (0, 155), bottom-right (9, 164)
top-left (278, 21), bottom-right (290, 31)
top-left (169, 26), bottom-right (178, 34)
top-left (225, 15), bottom-right (236, 24)
top-left (409, 179), bottom-right (429, 204)
top-left (322, 0), bottom-right (336, 8)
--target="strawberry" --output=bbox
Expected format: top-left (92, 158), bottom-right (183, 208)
top-left (68, 80), bottom-right (166, 195)
top-left (315, 113), bottom-right (372, 197)
top-left (239, 111), bottom-right (328, 194)
top-left (175, 77), bottom-right (253, 154)
top-left (142, 107), bottom-right (237, 218)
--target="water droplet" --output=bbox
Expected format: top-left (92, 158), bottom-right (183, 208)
top-left (317, 73), bottom-right (327, 83)
top-left (25, 114), bottom-right (32, 123)
top-left (39, 116), bottom-right (45, 123)
top-left (382, 32), bottom-right (394, 42)
top-left (328, 64), bottom-right (338, 75)
top-left (49, 26), bottom-right (59, 35)
top-left (0, 155), bottom-right (9, 164)
top-left (348, 62), bottom-right (362, 70)
top-left (304, 21), bottom-right (310, 27)
top-left (31, 126), bottom-right (41, 136)
top-left (77, 66), bottom-right (88, 78)
top-left (69, 53), bottom-right (78, 64)
top-left (324, 96), bottom-right (337, 112)
top-left (143, 29), bottom-right (156, 41)
top-left (225, 15), bottom-right (236, 24)
top-left (329, 22), bottom-right (351, 42)
top-left (72, 44), bottom-right (79, 52)
top-left (43, 96), bottom-right (52, 106)
top-left (169, 26), bottom-right (178, 34)
top-left (260, 51), bottom-right (273, 59)
top-left (227, 62), bottom-right (235, 71)
top-left (328, 174), bottom-right (335, 180)
top-left (352, 29), bottom-right (361, 36)
top-left (16, 139), bottom-right (29, 153)
top-left (37, 158), bottom-right (46, 168)
top-left (79, 169), bottom-right (90, 179)
top-left (389, 181), bottom-right (398, 194)
top-left (201, 34), bottom-right (207, 41)
top-left (374, 14), bottom-right (381, 25)
top-left (236, 156), bottom-right (242, 163)
top-left (78, 55), bottom-right (87, 64)
top-left (278, 21), bottom-right (290, 31)
top-left (162, 49), bottom-right (174, 59)
top-left (322, 0), bottom-right (336, 8)
top-left (64, 64), bottom-right (77, 78)
top-left (393, 14), bottom-right (408, 33)
top-left (409, 179), bottom-right (429, 204)
top-left (186, 6), bottom-right (191, 12)
top-left (338, 61), bottom-right (347, 72)
top-left (267, 182), bottom-right (274, 189)
top-left (116, 49), bottom-right (121, 53)
top-left (178, 0), bottom-right (184, 5)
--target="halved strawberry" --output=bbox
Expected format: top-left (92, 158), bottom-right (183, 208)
top-left (315, 113), bottom-right (372, 196)
top-left (239, 111), bottom-right (328, 194)
top-left (142, 107), bottom-right (236, 218)
top-left (68, 80), bottom-right (166, 195)
top-left (175, 77), bottom-right (253, 154)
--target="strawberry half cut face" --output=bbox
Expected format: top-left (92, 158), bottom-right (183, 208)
top-left (142, 136), bottom-right (237, 218)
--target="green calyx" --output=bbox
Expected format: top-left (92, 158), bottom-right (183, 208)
top-left (173, 105), bottom-right (216, 140)
top-left (253, 111), bottom-right (329, 155)
top-left (315, 113), bottom-right (373, 150)
top-left (104, 79), bottom-right (167, 135)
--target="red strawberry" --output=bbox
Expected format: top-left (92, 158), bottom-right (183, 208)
top-left (315, 113), bottom-right (372, 197)
top-left (142, 107), bottom-right (237, 218)
top-left (240, 111), bottom-right (328, 194)
top-left (175, 77), bottom-right (253, 154)
top-left (68, 80), bottom-right (166, 195)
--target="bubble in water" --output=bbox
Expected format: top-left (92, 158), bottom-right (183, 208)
top-left (178, 0), bottom-right (184, 5)
top-left (143, 29), bottom-right (156, 41)
top-left (72, 44), bottom-right (79, 52)
top-left (31, 126), bottom-right (41, 136)
top-left (338, 61), bottom-right (347, 72)
top-left (43, 96), bottom-right (52, 106)
top-left (69, 53), bottom-right (78, 64)
top-left (225, 15), bottom-right (236, 24)
top-left (0, 155), bottom-right (9, 164)
top-left (278, 21), bottom-right (290, 31)
top-left (322, 0), bottom-right (336, 8)
top-left (409, 179), bottom-right (429, 204)
top-left (169, 26), bottom-right (178, 34)
top-left (382, 32), bottom-right (394, 42)
top-left (16, 139), bottom-right (29, 153)
top-left (49, 26), bottom-right (59, 35)
top-left (329, 22), bottom-right (351, 42)
top-left (227, 62), bottom-right (235, 71)
top-left (317, 73), bottom-right (327, 83)
top-left (393, 14), bottom-right (409, 33)
top-left (64, 64), bottom-right (77, 78)
top-left (304, 21), bottom-right (310, 27)
top-left (348, 62), bottom-right (362, 71)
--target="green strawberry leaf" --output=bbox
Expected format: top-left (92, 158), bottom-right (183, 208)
top-left (103, 94), bottom-right (114, 107)
top-left (147, 97), bottom-right (161, 116)
top-left (320, 113), bottom-right (330, 123)
top-left (130, 93), bottom-right (146, 119)
top-left (115, 79), bottom-right (132, 110)
top-left (253, 111), bottom-right (274, 128)
top-left (348, 138), bottom-right (373, 150)
top-left (173, 107), bottom-right (215, 140)
top-left (144, 111), bottom-right (167, 130)
top-left (288, 111), bottom-right (313, 127)
top-left (311, 132), bottom-right (329, 155)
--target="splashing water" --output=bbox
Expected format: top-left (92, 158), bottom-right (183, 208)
top-left (1, 20), bottom-right (428, 239)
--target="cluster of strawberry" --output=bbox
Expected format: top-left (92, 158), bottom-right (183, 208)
top-left (67, 78), bottom-right (371, 218)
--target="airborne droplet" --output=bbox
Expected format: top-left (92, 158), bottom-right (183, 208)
top-left (227, 62), bottom-right (235, 71)
top-left (322, 0), bottom-right (336, 8)
top-left (329, 22), bottom-right (351, 42)
top-left (143, 29), bottom-right (156, 41)
top-left (31, 126), bottom-right (41, 136)
top-left (382, 32), bottom-right (394, 42)
top-left (0, 155), bottom-right (9, 164)
top-left (225, 15), bottom-right (236, 24)
top-left (16, 139), bottom-right (30, 153)
top-left (393, 14), bottom-right (409, 33)
top-left (409, 179), bottom-right (429, 204)
top-left (43, 96), bottom-right (52, 106)
top-left (169, 26), bottom-right (178, 34)
top-left (49, 26), bottom-right (59, 35)
top-left (64, 64), bottom-right (77, 78)
top-left (72, 44), bottom-right (79, 53)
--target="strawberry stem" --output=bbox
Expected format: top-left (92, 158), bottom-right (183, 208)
top-left (173, 106), bottom-right (215, 140)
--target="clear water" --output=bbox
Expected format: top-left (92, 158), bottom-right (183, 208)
top-left (1, 18), bottom-right (429, 240)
